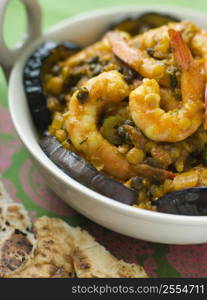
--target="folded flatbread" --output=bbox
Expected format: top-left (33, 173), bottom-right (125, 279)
top-left (0, 181), bottom-right (147, 278)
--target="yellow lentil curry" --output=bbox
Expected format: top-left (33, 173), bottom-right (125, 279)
top-left (41, 18), bottom-right (207, 212)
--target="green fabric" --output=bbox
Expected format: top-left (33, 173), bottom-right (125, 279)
top-left (1, 0), bottom-right (207, 278)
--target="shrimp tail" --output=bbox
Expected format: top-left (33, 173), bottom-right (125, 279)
top-left (132, 164), bottom-right (176, 183)
top-left (169, 29), bottom-right (193, 71)
top-left (107, 31), bottom-right (142, 68)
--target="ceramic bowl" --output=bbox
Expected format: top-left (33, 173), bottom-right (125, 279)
top-left (1, 0), bottom-right (207, 244)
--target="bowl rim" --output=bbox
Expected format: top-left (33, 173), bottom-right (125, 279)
top-left (8, 4), bottom-right (207, 226)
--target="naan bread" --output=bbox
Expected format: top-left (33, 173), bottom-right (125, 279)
top-left (0, 182), bottom-right (35, 277)
top-left (6, 217), bottom-right (75, 278)
top-left (0, 182), bottom-right (148, 278)
top-left (70, 226), bottom-right (147, 278)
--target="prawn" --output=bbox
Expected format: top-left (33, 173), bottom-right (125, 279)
top-left (171, 166), bottom-right (207, 190)
top-left (131, 21), bottom-right (199, 57)
top-left (66, 70), bottom-right (134, 180)
top-left (107, 31), bottom-right (169, 86)
top-left (129, 29), bottom-right (206, 143)
top-left (191, 30), bottom-right (207, 128)
top-left (107, 21), bottom-right (199, 88)
top-left (191, 29), bottom-right (207, 72)
top-left (66, 71), bottom-right (177, 180)
top-left (133, 78), bottom-right (180, 111)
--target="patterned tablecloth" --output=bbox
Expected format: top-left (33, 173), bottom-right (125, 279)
top-left (1, 0), bottom-right (207, 278)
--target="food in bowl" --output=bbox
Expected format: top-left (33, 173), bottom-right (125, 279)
top-left (23, 12), bottom-right (207, 216)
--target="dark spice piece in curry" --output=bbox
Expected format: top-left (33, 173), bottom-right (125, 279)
top-left (77, 87), bottom-right (89, 104)
top-left (146, 48), bottom-right (155, 57)
top-left (131, 176), bottom-right (143, 192)
top-left (124, 119), bottom-right (135, 126)
top-left (167, 66), bottom-right (179, 89)
top-left (51, 64), bottom-right (61, 76)
top-left (86, 56), bottom-right (100, 64)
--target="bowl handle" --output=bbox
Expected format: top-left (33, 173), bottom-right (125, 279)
top-left (0, 0), bottom-right (42, 81)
